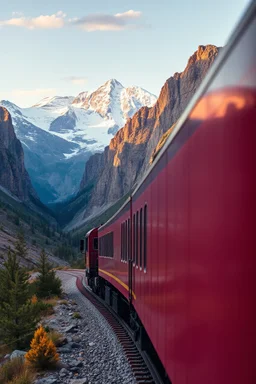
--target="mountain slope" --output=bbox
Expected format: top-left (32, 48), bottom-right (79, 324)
top-left (1, 81), bottom-right (156, 203)
top-left (0, 187), bottom-right (69, 269)
top-left (0, 106), bottom-right (59, 219)
top-left (0, 107), bottom-right (37, 201)
top-left (66, 45), bottom-right (221, 230)
top-left (0, 106), bottom-right (71, 267)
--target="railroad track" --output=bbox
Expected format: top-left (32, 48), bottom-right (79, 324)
top-left (64, 269), bottom-right (156, 384)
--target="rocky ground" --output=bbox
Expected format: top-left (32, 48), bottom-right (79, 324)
top-left (35, 271), bottom-right (136, 384)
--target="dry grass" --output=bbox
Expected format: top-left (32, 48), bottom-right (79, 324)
top-left (39, 296), bottom-right (59, 316)
top-left (54, 266), bottom-right (69, 271)
top-left (8, 368), bottom-right (35, 384)
top-left (42, 296), bottom-right (59, 307)
top-left (0, 344), bottom-right (11, 359)
top-left (47, 330), bottom-right (65, 347)
top-left (0, 357), bottom-right (35, 384)
top-left (72, 312), bottom-right (81, 319)
top-left (37, 302), bottom-right (54, 317)
top-left (28, 277), bottom-right (37, 284)
top-left (59, 299), bottom-right (68, 306)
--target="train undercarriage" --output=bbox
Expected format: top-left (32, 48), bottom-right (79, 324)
top-left (85, 271), bottom-right (171, 384)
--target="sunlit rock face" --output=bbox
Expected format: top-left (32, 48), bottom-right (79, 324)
top-left (72, 45), bottom-right (220, 228)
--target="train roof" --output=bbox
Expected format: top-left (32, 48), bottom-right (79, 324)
top-left (85, 227), bottom-right (98, 237)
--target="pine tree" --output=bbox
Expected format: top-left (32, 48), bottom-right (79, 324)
top-left (36, 249), bottom-right (62, 298)
top-left (15, 231), bottom-right (28, 261)
top-left (0, 248), bottom-right (19, 305)
top-left (25, 326), bottom-right (59, 369)
top-left (0, 250), bottom-right (39, 349)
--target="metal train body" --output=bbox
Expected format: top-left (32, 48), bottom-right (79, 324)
top-left (82, 4), bottom-right (256, 383)
top-left (84, 227), bottom-right (98, 288)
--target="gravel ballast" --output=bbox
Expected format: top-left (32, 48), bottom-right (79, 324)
top-left (36, 271), bottom-right (136, 384)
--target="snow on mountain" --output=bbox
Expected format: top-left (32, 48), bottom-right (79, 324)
top-left (1, 80), bottom-right (156, 153)
top-left (33, 96), bottom-right (75, 109)
top-left (121, 86), bottom-right (157, 119)
top-left (72, 79), bottom-right (157, 129)
top-left (0, 80), bottom-right (157, 203)
top-left (71, 92), bottom-right (90, 108)
top-left (0, 98), bottom-right (68, 132)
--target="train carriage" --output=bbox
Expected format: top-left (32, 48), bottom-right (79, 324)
top-left (83, 227), bottom-right (99, 289)
top-left (82, 3), bottom-right (256, 383)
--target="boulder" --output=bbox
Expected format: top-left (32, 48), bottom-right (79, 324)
top-left (10, 350), bottom-right (26, 360)
top-left (70, 379), bottom-right (88, 384)
top-left (63, 324), bottom-right (78, 333)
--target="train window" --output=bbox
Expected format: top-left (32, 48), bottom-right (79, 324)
top-left (127, 218), bottom-right (130, 262)
top-left (123, 222), bottom-right (125, 261)
top-left (85, 237), bottom-right (88, 252)
top-left (144, 205), bottom-right (147, 271)
top-left (93, 238), bottom-right (98, 250)
top-left (136, 211), bottom-right (139, 266)
top-left (122, 222), bottom-right (125, 261)
top-left (133, 214), bottom-right (135, 263)
top-left (124, 221), bottom-right (126, 262)
top-left (121, 223), bottom-right (123, 261)
top-left (140, 208), bottom-right (143, 269)
top-left (99, 232), bottom-right (114, 258)
top-left (126, 220), bottom-right (128, 262)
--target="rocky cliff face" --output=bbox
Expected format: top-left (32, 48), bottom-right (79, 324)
top-left (79, 152), bottom-right (105, 191)
top-left (0, 107), bottom-right (37, 201)
top-left (70, 45), bottom-right (220, 228)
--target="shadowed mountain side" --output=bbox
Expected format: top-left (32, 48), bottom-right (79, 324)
top-left (0, 107), bottom-right (37, 201)
top-left (0, 106), bottom-right (61, 225)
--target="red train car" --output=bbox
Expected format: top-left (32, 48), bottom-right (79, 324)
top-left (82, 227), bottom-right (99, 289)
top-left (83, 3), bottom-right (256, 383)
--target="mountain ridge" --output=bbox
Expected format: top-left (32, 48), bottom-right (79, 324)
top-left (66, 44), bottom-right (221, 230)
top-left (1, 80), bottom-right (156, 203)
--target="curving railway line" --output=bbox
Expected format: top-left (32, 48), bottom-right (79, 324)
top-left (63, 269), bottom-right (159, 384)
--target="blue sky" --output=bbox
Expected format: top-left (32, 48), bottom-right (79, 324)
top-left (0, 0), bottom-right (251, 107)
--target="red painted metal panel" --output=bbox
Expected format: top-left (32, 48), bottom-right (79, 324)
top-left (98, 201), bottom-right (131, 301)
top-left (85, 227), bottom-right (98, 271)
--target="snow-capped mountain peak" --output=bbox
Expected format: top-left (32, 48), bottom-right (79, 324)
top-left (0, 79), bottom-right (157, 203)
top-left (71, 79), bottom-right (157, 125)
top-left (103, 78), bottom-right (123, 88)
top-left (72, 91), bottom-right (91, 108)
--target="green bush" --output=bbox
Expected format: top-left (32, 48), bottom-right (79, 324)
top-left (35, 249), bottom-right (62, 298)
top-left (35, 301), bottom-right (54, 316)
top-left (72, 312), bottom-right (81, 319)
top-left (0, 249), bottom-right (39, 349)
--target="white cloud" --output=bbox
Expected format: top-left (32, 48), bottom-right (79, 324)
top-left (0, 10), bottom-right (143, 32)
top-left (63, 76), bottom-right (87, 85)
top-left (71, 10), bottom-right (143, 32)
top-left (0, 11), bottom-right (66, 29)
top-left (115, 10), bottom-right (142, 19)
